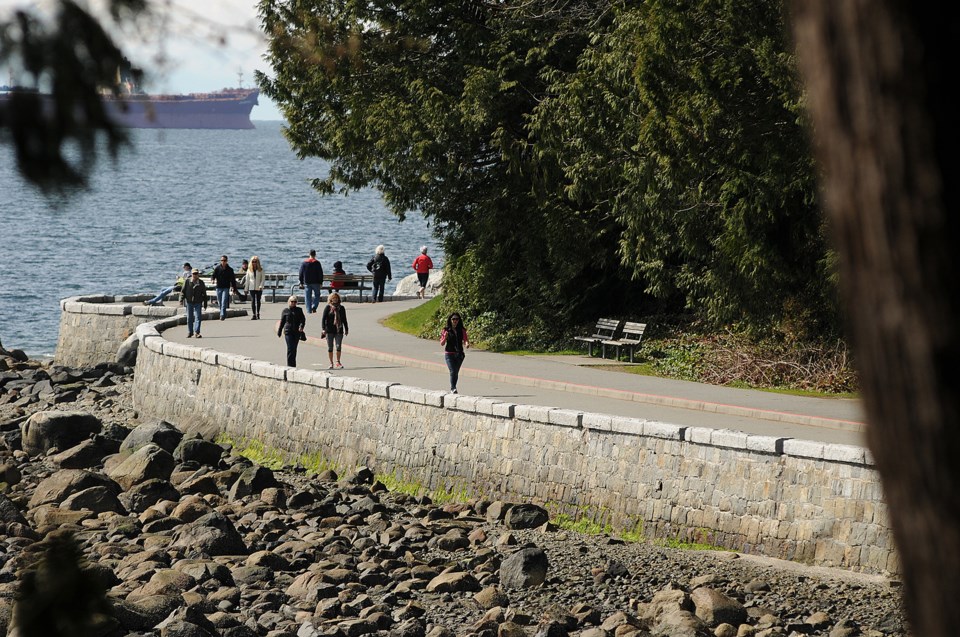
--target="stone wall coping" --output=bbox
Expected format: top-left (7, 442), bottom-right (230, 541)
top-left (87, 292), bottom-right (875, 468)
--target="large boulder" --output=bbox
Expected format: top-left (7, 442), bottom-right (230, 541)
top-left (171, 511), bottom-right (248, 556)
top-left (690, 587), bottom-right (746, 627)
top-left (174, 438), bottom-right (224, 467)
top-left (504, 504), bottom-right (549, 530)
top-left (108, 443), bottom-right (175, 490)
top-left (120, 479), bottom-right (181, 514)
top-left (394, 270), bottom-right (444, 297)
top-left (59, 486), bottom-right (126, 515)
top-left (499, 547), bottom-right (549, 589)
top-left (49, 435), bottom-right (121, 469)
top-left (20, 411), bottom-right (102, 457)
top-left (227, 465), bottom-right (277, 501)
top-left (116, 334), bottom-right (139, 366)
top-left (0, 493), bottom-right (28, 526)
top-left (120, 421), bottom-right (184, 455)
top-left (29, 469), bottom-right (121, 508)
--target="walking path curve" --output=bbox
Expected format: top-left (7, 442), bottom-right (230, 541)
top-left (161, 298), bottom-right (866, 447)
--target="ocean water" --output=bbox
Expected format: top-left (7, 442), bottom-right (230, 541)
top-left (0, 121), bottom-right (442, 358)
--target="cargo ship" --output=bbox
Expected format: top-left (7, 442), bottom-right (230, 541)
top-left (102, 88), bottom-right (260, 129)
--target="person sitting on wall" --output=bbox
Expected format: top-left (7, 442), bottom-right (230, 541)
top-left (144, 262), bottom-right (192, 306)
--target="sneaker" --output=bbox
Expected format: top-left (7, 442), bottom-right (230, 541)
top-left (451, 388), bottom-right (458, 394)
top-left (328, 364), bottom-right (335, 370)
top-left (335, 363), bottom-right (344, 369)
top-left (186, 334), bottom-right (193, 338)
top-left (220, 316), bottom-right (226, 321)
top-left (196, 334), bottom-right (202, 339)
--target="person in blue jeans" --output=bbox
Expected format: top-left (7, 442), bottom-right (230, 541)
top-left (440, 312), bottom-right (469, 393)
top-left (277, 295), bottom-right (307, 366)
top-left (210, 255), bottom-right (238, 320)
top-left (299, 249), bottom-right (324, 313)
top-left (180, 269), bottom-right (208, 338)
top-left (144, 263), bottom-right (192, 306)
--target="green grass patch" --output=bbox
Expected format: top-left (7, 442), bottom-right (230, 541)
top-left (381, 296), bottom-right (443, 337)
top-left (375, 471), bottom-right (473, 503)
top-left (553, 513), bottom-right (613, 536)
top-left (215, 434), bottom-right (341, 474)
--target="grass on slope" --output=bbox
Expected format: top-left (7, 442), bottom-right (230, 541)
top-left (381, 296), bottom-right (443, 338)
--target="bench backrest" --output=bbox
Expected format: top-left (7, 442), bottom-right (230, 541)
top-left (594, 318), bottom-right (623, 339)
top-left (618, 322), bottom-right (646, 343)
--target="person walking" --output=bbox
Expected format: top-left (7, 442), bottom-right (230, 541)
top-left (412, 246), bottom-right (434, 299)
top-left (440, 312), bottom-right (469, 393)
top-left (299, 249), bottom-right (324, 314)
top-left (244, 255), bottom-right (265, 320)
top-left (276, 295), bottom-right (306, 367)
top-left (180, 268), bottom-right (208, 339)
top-left (144, 262), bottom-right (192, 306)
top-left (320, 292), bottom-right (349, 369)
top-left (211, 255), bottom-right (239, 320)
top-left (366, 245), bottom-right (392, 303)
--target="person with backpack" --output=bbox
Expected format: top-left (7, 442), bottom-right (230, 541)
top-left (366, 245), bottom-right (392, 303)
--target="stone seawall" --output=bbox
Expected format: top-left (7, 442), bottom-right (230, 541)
top-left (55, 295), bottom-right (180, 367)
top-left (129, 316), bottom-right (897, 575)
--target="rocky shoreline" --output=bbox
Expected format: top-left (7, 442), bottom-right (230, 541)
top-left (0, 345), bottom-right (906, 637)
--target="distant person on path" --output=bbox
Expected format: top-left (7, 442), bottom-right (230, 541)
top-left (181, 269), bottom-right (208, 339)
top-left (412, 246), bottom-right (434, 299)
top-left (328, 261), bottom-right (346, 292)
top-left (144, 262), bottom-right (192, 306)
top-left (211, 255), bottom-right (238, 320)
top-left (321, 292), bottom-right (349, 369)
top-left (440, 312), bottom-right (469, 393)
top-left (366, 245), bottom-right (392, 303)
top-left (277, 295), bottom-right (306, 367)
top-left (244, 255), bottom-right (265, 320)
top-left (299, 249), bottom-right (324, 314)
top-left (237, 259), bottom-right (249, 302)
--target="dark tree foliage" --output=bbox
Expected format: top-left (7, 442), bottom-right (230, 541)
top-left (0, 0), bottom-right (147, 190)
top-left (257, 0), bottom-right (648, 347)
top-left (259, 0), bottom-right (837, 344)
top-left (11, 530), bottom-right (113, 637)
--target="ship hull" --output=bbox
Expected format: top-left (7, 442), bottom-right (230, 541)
top-left (104, 89), bottom-right (260, 129)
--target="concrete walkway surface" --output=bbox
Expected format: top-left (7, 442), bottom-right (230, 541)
top-left (160, 298), bottom-right (866, 447)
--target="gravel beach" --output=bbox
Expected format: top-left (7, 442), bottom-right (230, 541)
top-left (0, 347), bottom-right (907, 637)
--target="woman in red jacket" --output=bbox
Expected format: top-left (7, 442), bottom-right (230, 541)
top-left (411, 246), bottom-right (434, 299)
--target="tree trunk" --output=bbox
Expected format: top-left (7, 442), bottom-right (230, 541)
top-left (791, 2), bottom-right (960, 635)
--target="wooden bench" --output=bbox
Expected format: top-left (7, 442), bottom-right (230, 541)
top-left (601, 321), bottom-right (647, 363)
top-left (574, 318), bottom-right (623, 357)
top-left (324, 273), bottom-right (374, 299)
top-left (262, 273), bottom-right (296, 302)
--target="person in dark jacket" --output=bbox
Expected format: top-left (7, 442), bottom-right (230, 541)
top-left (366, 245), bottom-right (392, 303)
top-left (440, 312), bottom-right (469, 393)
top-left (320, 292), bottom-right (349, 369)
top-left (210, 255), bottom-right (238, 320)
top-left (180, 269), bottom-right (208, 338)
top-left (298, 249), bottom-right (324, 314)
top-left (276, 295), bottom-right (307, 367)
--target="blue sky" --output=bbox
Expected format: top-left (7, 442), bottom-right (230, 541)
top-left (1, 0), bottom-right (284, 120)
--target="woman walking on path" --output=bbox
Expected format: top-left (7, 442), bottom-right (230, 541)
top-left (244, 256), bottom-right (265, 320)
top-left (321, 292), bottom-right (349, 369)
top-left (277, 295), bottom-right (306, 367)
top-left (440, 312), bottom-right (469, 393)
top-left (412, 246), bottom-right (433, 299)
top-left (366, 245), bottom-right (392, 303)
top-left (181, 269), bottom-right (208, 339)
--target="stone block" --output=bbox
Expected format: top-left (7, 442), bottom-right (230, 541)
top-left (684, 427), bottom-right (713, 445)
top-left (474, 397), bottom-right (503, 416)
top-left (327, 375), bottom-right (354, 391)
top-left (388, 385), bottom-right (425, 404)
top-left (423, 390), bottom-right (446, 407)
top-left (161, 342), bottom-right (191, 359)
top-left (582, 412), bottom-right (613, 432)
top-left (449, 395), bottom-right (480, 413)
top-left (251, 361), bottom-right (286, 381)
top-left (783, 439), bottom-right (825, 460)
top-left (288, 368), bottom-right (329, 388)
top-left (823, 443), bottom-right (867, 465)
top-left (491, 402), bottom-right (515, 418)
top-left (548, 409), bottom-right (582, 428)
top-left (135, 324), bottom-right (161, 339)
top-left (219, 353), bottom-right (253, 373)
top-left (515, 404), bottom-right (553, 423)
top-left (367, 381), bottom-right (396, 398)
top-left (643, 420), bottom-right (683, 440)
top-left (143, 336), bottom-right (164, 353)
top-left (710, 429), bottom-right (749, 450)
top-left (745, 435), bottom-right (782, 454)
top-left (199, 349), bottom-right (219, 366)
top-left (93, 304), bottom-right (131, 316)
top-left (609, 416), bottom-right (643, 435)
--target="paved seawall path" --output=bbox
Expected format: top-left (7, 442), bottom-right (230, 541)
top-left (159, 298), bottom-right (865, 447)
